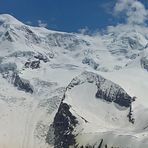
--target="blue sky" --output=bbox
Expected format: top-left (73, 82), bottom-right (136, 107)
top-left (0, 0), bottom-right (148, 32)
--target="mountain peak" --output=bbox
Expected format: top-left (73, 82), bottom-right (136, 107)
top-left (0, 14), bottom-right (23, 25)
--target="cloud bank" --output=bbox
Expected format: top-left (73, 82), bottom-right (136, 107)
top-left (114, 0), bottom-right (148, 25)
top-left (78, 0), bottom-right (148, 35)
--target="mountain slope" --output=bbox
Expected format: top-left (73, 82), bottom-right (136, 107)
top-left (0, 14), bottom-right (148, 148)
top-left (52, 71), bottom-right (148, 148)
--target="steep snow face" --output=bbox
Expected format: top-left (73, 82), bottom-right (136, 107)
top-left (0, 15), bottom-right (141, 73)
top-left (102, 25), bottom-right (148, 72)
top-left (0, 14), bottom-right (148, 148)
top-left (53, 72), bottom-right (148, 148)
top-left (52, 72), bottom-right (133, 147)
top-left (104, 31), bottom-right (147, 55)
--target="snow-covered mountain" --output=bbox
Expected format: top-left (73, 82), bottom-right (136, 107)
top-left (0, 14), bottom-right (148, 148)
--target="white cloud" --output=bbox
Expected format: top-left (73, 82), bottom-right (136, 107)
top-left (78, 26), bottom-right (90, 35)
top-left (114, 0), bottom-right (148, 25)
top-left (37, 20), bottom-right (48, 28)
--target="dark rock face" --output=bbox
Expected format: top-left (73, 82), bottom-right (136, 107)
top-left (53, 102), bottom-right (78, 148)
top-left (25, 60), bottom-right (40, 69)
top-left (0, 62), bottom-right (33, 93)
top-left (24, 53), bottom-right (49, 69)
top-left (12, 73), bottom-right (33, 93)
top-left (34, 53), bottom-right (49, 63)
top-left (82, 57), bottom-right (99, 70)
top-left (141, 57), bottom-right (148, 71)
top-left (4, 31), bottom-right (13, 42)
top-left (128, 37), bottom-right (143, 50)
top-left (95, 88), bottom-right (131, 107)
top-left (127, 97), bottom-right (136, 124)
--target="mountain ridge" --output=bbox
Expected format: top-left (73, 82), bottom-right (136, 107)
top-left (0, 14), bottom-right (148, 148)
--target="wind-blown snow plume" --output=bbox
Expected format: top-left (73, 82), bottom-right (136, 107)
top-left (114, 0), bottom-right (148, 25)
top-left (37, 20), bottom-right (48, 28)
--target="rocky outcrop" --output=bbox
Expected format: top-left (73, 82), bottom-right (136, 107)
top-left (51, 72), bottom-right (134, 147)
top-left (68, 71), bottom-right (132, 107)
top-left (82, 57), bottom-right (99, 70)
top-left (4, 31), bottom-right (14, 42)
top-left (24, 53), bottom-right (49, 69)
top-left (95, 87), bottom-right (131, 107)
top-left (141, 57), bottom-right (148, 71)
top-left (34, 53), bottom-right (49, 63)
top-left (53, 102), bottom-right (78, 148)
top-left (12, 73), bottom-right (33, 93)
top-left (25, 60), bottom-right (40, 69)
top-left (0, 62), bottom-right (33, 93)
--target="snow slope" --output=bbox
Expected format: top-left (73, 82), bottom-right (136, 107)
top-left (53, 71), bottom-right (148, 147)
